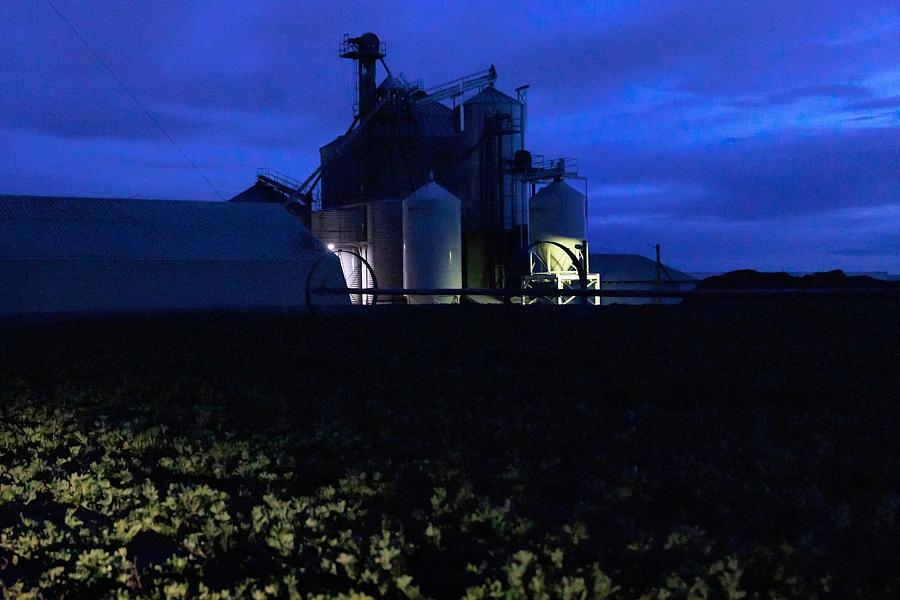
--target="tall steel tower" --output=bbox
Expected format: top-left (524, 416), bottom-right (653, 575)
top-left (339, 33), bottom-right (386, 118)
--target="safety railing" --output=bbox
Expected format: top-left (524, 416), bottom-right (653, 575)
top-left (528, 156), bottom-right (579, 176)
top-left (307, 286), bottom-right (900, 303)
top-left (256, 168), bottom-right (301, 191)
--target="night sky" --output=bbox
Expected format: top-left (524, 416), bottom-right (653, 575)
top-left (2, 1), bottom-right (898, 273)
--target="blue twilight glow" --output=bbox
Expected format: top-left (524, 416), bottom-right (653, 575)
top-left (1, 0), bottom-right (898, 272)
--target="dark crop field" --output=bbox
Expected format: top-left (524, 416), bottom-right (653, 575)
top-left (1, 301), bottom-right (898, 599)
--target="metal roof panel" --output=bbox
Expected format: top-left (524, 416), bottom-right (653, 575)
top-left (0, 195), bottom-right (325, 261)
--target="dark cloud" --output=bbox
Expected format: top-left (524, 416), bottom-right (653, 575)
top-left (766, 85), bottom-right (871, 105)
top-left (586, 127), bottom-right (900, 221)
top-left (729, 84), bottom-right (872, 108)
top-left (588, 221), bottom-right (900, 273)
top-left (842, 115), bottom-right (880, 123)
top-left (847, 95), bottom-right (900, 111)
top-left (836, 247), bottom-right (893, 258)
top-left (498, 1), bottom-right (898, 106)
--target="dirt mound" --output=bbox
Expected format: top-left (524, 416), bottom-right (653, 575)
top-left (697, 269), bottom-right (895, 290)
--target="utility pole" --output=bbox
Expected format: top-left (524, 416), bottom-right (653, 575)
top-left (655, 244), bottom-right (661, 305)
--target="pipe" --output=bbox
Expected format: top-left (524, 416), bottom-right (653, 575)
top-left (310, 287), bottom-right (900, 299)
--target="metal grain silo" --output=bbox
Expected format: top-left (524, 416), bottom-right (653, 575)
top-left (463, 87), bottom-right (525, 230)
top-left (528, 179), bottom-right (587, 272)
top-left (366, 199), bottom-right (403, 299)
top-left (402, 178), bottom-right (462, 304)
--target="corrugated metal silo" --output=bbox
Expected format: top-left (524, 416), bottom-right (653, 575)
top-left (366, 200), bottom-right (403, 299)
top-left (463, 87), bottom-right (525, 231)
top-left (320, 134), bottom-right (362, 209)
top-left (402, 179), bottom-right (462, 304)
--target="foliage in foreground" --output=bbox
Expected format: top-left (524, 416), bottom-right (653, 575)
top-left (1, 304), bottom-right (898, 598)
top-left (0, 402), bottom-right (825, 600)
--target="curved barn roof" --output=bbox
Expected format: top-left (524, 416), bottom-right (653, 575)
top-left (0, 195), bottom-right (348, 314)
top-left (0, 195), bottom-right (325, 261)
top-left (588, 253), bottom-right (696, 282)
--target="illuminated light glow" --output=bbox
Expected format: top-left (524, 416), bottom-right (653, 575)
top-left (327, 243), bottom-right (335, 251)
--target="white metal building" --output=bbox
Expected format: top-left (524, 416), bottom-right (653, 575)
top-left (0, 195), bottom-right (348, 315)
top-left (590, 253), bottom-right (696, 305)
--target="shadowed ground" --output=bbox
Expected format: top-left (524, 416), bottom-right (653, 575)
top-left (1, 301), bottom-right (898, 598)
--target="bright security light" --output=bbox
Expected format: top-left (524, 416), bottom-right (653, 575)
top-left (327, 244), bottom-right (335, 251)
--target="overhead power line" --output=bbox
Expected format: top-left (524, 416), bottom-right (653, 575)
top-left (42, 0), bottom-right (225, 200)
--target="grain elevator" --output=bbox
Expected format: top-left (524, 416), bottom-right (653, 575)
top-left (236, 32), bottom-right (592, 304)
